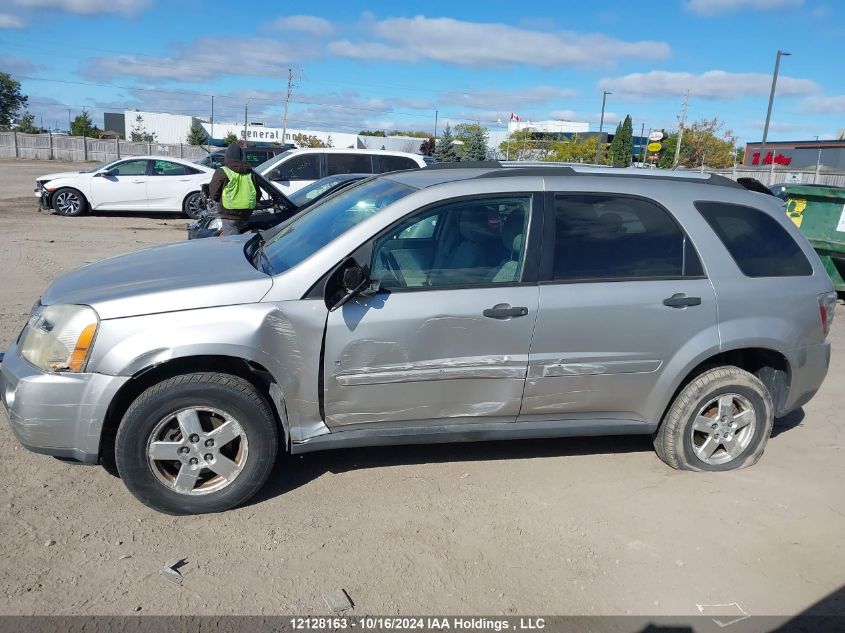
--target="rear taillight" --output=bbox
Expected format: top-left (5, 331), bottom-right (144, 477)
top-left (819, 291), bottom-right (837, 339)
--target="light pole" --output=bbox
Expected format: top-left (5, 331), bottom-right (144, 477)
top-left (760, 50), bottom-right (791, 154)
top-left (594, 90), bottom-right (611, 164)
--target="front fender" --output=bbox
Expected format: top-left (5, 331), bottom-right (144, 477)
top-left (86, 300), bottom-right (329, 442)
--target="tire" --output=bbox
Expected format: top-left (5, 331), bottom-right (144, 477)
top-left (654, 366), bottom-right (774, 472)
top-left (115, 372), bottom-right (278, 515)
top-left (52, 187), bottom-right (88, 216)
top-left (183, 191), bottom-right (204, 219)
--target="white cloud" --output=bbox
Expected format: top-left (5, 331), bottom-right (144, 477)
top-left (684, 0), bottom-right (802, 15)
top-left (329, 15), bottom-right (670, 68)
top-left (599, 70), bottom-right (819, 100)
top-left (81, 38), bottom-right (318, 81)
top-left (0, 12), bottom-right (25, 28)
top-left (2, 55), bottom-right (40, 74)
top-left (800, 95), bottom-right (845, 114)
top-left (439, 86), bottom-right (576, 110)
top-left (270, 15), bottom-right (334, 37)
top-left (12, 0), bottom-right (150, 16)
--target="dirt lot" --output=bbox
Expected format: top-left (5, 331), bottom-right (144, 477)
top-left (0, 158), bottom-right (843, 618)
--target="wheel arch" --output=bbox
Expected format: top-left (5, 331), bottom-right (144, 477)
top-left (99, 355), bottom-right (289, 465)
top-left (658, 347), bottom-right (791, 426)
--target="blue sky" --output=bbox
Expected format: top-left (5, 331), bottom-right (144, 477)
top-left (2, 0), bottom-right (843, 145)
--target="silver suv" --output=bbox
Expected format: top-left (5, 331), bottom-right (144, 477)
top-left (0, 166), bottom-right (835, 514)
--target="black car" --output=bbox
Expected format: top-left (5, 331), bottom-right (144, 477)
top-left (194, 145), bottom-right (294, 170)
top-left (187, 172), bottom-right (369, 239)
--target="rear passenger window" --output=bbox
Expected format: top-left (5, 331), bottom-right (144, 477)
top-left (552, 194), bottom-right (702, 281)
top-left (378, 156), bottom-right (419, 173)
top-left (327, 153), bottom-right (373, 175)
top-left (695, 201), bottom-right (812, 277)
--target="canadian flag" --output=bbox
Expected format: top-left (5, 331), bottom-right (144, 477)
top-left (510, 112), bottom-right (520, 122)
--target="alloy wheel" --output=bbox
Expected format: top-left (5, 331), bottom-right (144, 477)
top-left (690, 393), bottom-right (757, 465)
top-left (146, 407), bottom-right (249, 495)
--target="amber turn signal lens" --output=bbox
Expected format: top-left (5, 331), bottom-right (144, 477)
top-left (68, 323), bottom-right (97, 372)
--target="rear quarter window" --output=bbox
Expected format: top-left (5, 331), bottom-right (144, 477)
top-left (695, 201), bottom-right (812, 277)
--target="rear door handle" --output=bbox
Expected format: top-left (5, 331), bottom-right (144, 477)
top-left (663, 293), bottom-right (702, 308)
top-left (483, 305), bottom-right (529, 319)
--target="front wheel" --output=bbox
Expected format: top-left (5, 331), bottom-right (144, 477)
top-left (182, 192), bottom-right (204, 219)
top-left (52, 188), bottom-right (88, 216)
top-left (654, 366), bottom-right (774, 471)
top-left (115, 372), bottom-right (278, 514)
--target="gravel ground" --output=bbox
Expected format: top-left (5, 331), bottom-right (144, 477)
top-left (0, 159), bottom-right (843, 617)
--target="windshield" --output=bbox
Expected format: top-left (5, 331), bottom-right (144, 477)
top-left (255, 150), bottom-right (294, 174)
top-left (261, 177), bottom-right (415, 275)
top-left (289, 175), bottom-right (361, 206)
top-left (83, 159), bottom-right (120, 173)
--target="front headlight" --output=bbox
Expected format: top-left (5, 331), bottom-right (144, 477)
top-left (20, 304), bottom-right (99, 372)
top-left (208, 218), bottom-right (223, 231)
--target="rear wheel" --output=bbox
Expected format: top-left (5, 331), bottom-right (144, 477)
top-left (654, 366), bottom-right (774, 471)
top-left (115, 372), bottom-right (278, 514)
top-left (183, 191), bottom-right (204, 219)
top-left (52, 188), bottom-right (88, 216)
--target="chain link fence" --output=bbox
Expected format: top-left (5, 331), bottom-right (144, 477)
top-left (0, 131), bottom-right (212, 163)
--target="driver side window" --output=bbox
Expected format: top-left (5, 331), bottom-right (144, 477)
top-left (372, 196), bottom-right (531, 290)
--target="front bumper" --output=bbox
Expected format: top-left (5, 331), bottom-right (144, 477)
top-left (0, 339), bottom-right (129, 464)
top-left (37, 189), bottom-right (50, 210)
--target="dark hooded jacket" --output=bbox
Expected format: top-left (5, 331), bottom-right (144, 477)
top-left (208, 144), bottom-right (262, 219)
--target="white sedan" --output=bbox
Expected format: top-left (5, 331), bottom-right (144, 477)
top-left (35, 156), bottom-right (214, 218)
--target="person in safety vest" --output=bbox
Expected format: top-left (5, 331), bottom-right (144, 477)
top-left (208, 143), bottom-right (262, 236)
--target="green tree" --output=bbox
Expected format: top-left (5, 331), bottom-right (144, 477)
top-left (608, 122), bottom-right (624, 166)
top-left (17, 110), bottom-right (38, 134)
top-left (359, 129), bottom-right (386, 137)
top-left (186, 120), bottom-right (207, 145)
top-left (129, 114), bottom-right (156, 142)
top-left (658, 118), bottom-right (736, 169)
top-left (70, 110), bottom-right (100, 137)
top-left (434, 124), bottom-right (460, 163)
top-left (0, 72), bottom-right (28, 130)
top-left (548, 135), bottom-right (601, 163)
top-left (388, 130), bottom-right (430, 138)
top-left (455, 123), bottom-right (489, 161)
top-left (500, 128), bottom-right (543, 160)
top-left (222, 132), bottom-right (239, 146)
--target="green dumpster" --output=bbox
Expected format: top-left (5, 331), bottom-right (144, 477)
top-left (784, 185), bottom-right (845, 291)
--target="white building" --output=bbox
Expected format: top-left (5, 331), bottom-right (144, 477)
top-left (119, 110), bottom-right (425, 153)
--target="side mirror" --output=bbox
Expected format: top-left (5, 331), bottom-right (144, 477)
top-left (325, 259), bottom-right (377, 311)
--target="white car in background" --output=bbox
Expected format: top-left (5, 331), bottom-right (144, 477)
top-left (35, 156), bottom-right (214, 219)
top-left (255, 148), bottom-right (426, 196)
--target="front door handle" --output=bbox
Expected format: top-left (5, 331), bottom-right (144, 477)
top-left (483, 305), bottom-right (529, 319)
top-left (663, 293), bottom-right (702, 308)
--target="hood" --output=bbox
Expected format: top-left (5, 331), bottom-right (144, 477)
top-left (39, 171), bottom-right (87, 182)
top-left (41, 237), bottom-right (272, 319)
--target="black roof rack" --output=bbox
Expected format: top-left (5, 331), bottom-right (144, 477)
top-left (424, 160), bottom-right (502, 169)
top-left (476, 165), bottom-right (743, 189)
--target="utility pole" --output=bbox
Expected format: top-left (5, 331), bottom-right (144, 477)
top-left (243, 102), bottom-right (248, 144)
top-left (594, 91), bottom-right (611, 164)
top-left (673, 90), bottom-right (690, 168)
top-left (814, 135), bottom-right (822, 184)
top-left (210, 95), bottom-right (214, 147)
top-left (67, 108), bottom-right (71, 133)
top-left (434, 110), bottom-right (438, 140)
top-left (281, 68), bottom-right (293, 145)
top-left (761, 50), bottom-right (791, 154)
top-left (638, 123), bottom-right (645, 166)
